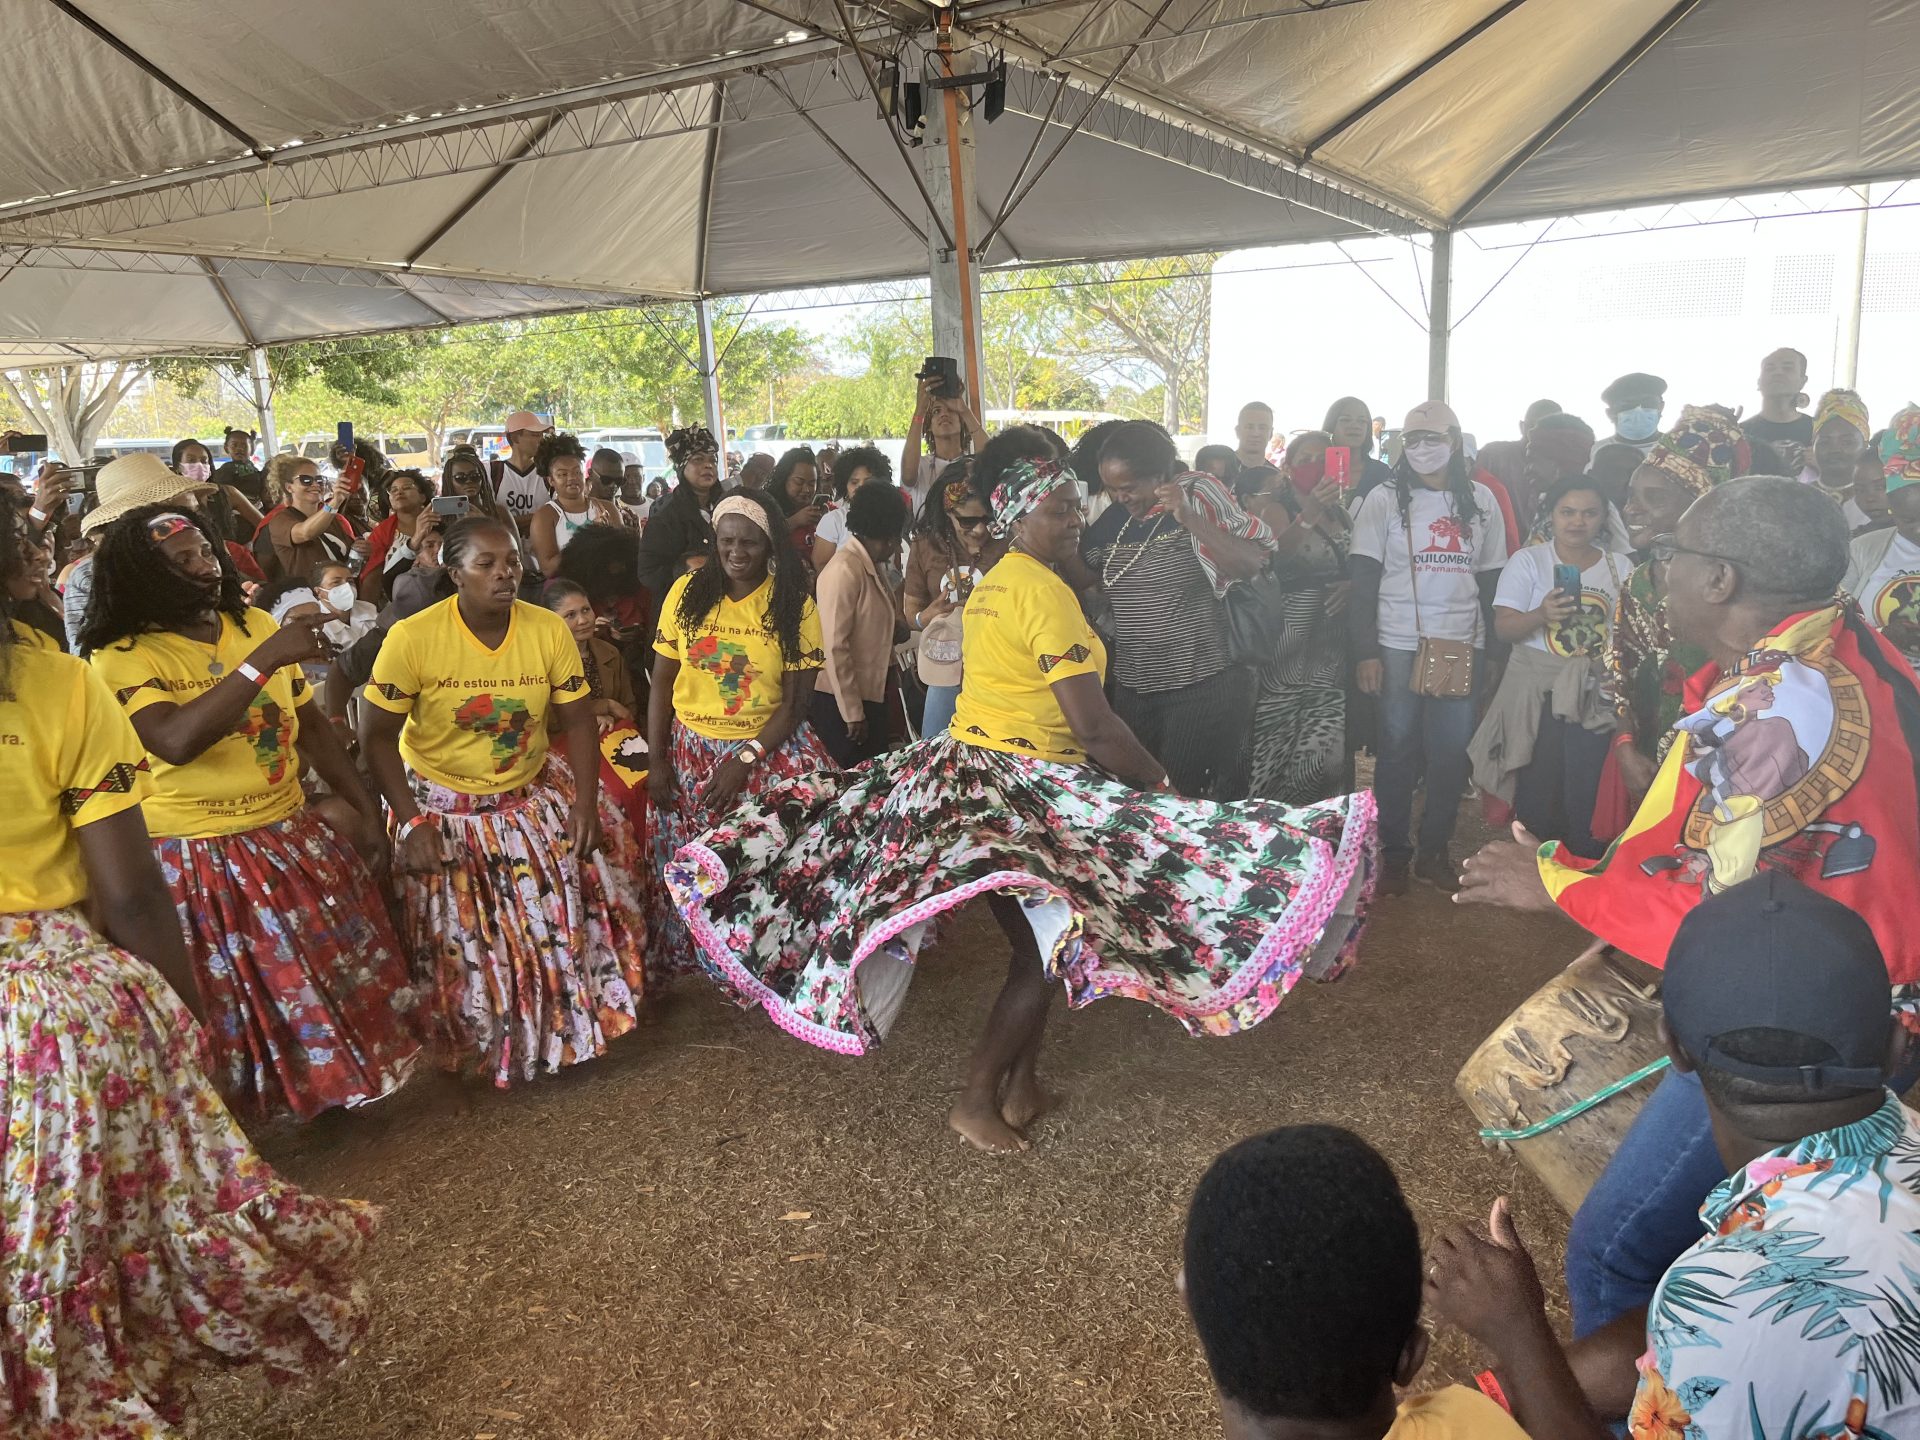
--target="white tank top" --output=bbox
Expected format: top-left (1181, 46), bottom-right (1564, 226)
top-left (542, 498), bottom-right (600, 551)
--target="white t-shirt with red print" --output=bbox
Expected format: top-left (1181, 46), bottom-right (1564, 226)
top-left (1351, 480), bottom-right (1509, 651)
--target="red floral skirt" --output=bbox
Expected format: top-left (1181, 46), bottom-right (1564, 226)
top-left (154, 807), bottom-right (422, 1121)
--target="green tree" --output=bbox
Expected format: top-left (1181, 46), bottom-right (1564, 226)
top-left (1050, 257), bottom-right (1213, 432)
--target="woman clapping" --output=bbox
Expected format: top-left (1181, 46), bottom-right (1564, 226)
top-left (360, 517), bottom-right (645, 1087)
top-left (78, 506), bottom-right (421, 1121)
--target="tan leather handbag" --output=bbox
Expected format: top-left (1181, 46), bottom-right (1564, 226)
top-left (1406, 522), bottom-right (1476, 699)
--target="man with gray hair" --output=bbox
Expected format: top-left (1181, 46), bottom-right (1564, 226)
top-left (1458, 473), bottom-right (1920, 1344)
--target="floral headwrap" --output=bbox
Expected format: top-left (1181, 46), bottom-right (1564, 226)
top-left (1880, 404), bottom-right (1920, 494)
top-left (665, 425), bottom-right (718, 469)
top-left (942, 477), bottom-right (974, 510)
top-left (989, 458), bottom-right (1069, 537)
top-left (1645, 403), bottom-right (1750, 498)
top-left (1813, 387), bottom-right (1870, 444)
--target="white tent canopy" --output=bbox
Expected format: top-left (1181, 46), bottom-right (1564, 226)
top-left (1, 0), bottom-right (1916, 362)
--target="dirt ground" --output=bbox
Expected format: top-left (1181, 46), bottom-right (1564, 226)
top-left (198, 837), bottom-right (1588, 1440)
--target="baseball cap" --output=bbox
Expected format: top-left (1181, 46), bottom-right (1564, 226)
top-left (1664, 871), bottom-right (1891, 1091)
top-left (1601, 372), bottom-right (1666, 408)
top-left (503, 410), bottom-right (548, 434)
top-left (1401, 400), bottom-right (1458, 435)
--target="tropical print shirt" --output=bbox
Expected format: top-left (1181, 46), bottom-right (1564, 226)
top-left (1632, 1093), bottom-right (1920, 1440)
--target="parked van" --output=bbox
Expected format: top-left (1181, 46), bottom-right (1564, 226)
top-left (583, 428), bottom-right (671, 482)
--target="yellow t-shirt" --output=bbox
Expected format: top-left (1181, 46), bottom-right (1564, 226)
top-left (1, 644), bottom-right (152, 912)
top-left (951, 550), bottom-right (1106, 766)
top-left (11, 617), bottom-right (62, 652)
top-left (652, 573), bottom-right (825, 741)
top-left (363, 598), bottom-right (586, 795)
top-left (1387, 1386), bottom-right (1530, 1438)
top-left (90, 609), bottom-right (308, 840)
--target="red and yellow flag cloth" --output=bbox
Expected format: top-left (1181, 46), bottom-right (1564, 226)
top-left (1538, 603), bottom-right (1920, 983)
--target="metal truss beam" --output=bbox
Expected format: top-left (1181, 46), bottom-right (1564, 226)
top-left (995, 60), bottom-right (1413, 235)
top-left (0, 68), bottom-right (874, 251)
top-left (0, 31), bottom-right (869, 232)
top-left (0, 246), bottom-right (665, 307)
top-left (981, 27), bottom-right (1430, 230)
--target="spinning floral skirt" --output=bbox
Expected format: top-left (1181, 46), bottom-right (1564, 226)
top-left (667, 733), bottom-right (1377, 1055)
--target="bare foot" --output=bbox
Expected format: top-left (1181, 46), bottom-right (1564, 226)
top-left (949, 1096), bottom-right (1030, 1153)
top-left (1001, 1073), bottom-right (1061, 1132)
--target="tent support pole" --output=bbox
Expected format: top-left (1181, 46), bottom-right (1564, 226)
top-left (695, 299), bottom-right (726, 456)
top-left (926, 19), bottom-right (985, 404)
top-left (1427, 230), bottom-right (1452, 403)
top-left (247, 346), bottom-right (278, 457)
top-left (1839, 183), bottom-right (1871, 388)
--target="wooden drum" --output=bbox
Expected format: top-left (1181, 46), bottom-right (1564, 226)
top-left (1454, 949), bottom-right (1666, 1214)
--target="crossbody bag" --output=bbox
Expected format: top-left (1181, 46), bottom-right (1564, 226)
top-left (1406, 515), bottom-right (1475, 699)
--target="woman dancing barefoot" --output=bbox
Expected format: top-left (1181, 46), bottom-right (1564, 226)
top-left (668, 457), bottom-right (1378, 1152)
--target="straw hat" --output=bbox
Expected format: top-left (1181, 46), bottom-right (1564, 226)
top-left (82, 452), bottom-right (214, 535)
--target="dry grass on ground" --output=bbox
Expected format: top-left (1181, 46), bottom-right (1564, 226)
top-left (199, 866), bottom-right (1585, 1440)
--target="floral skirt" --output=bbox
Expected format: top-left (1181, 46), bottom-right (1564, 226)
top-left (155, 807), bottom-right (422, 1122)
top-left (398, 763), bottom-right (645, 1087)
top-left (0, 910), bottom-right (378, 1439)
top-left (648, 720), bottom-right (835, 983)
top-left (666, 733), bottom-right (1378, 1055)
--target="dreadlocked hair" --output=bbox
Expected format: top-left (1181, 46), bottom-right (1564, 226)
top-left (77, 503), bottom-right (251, 657)
top-left (0, 490), bottom-right (42, 699)
top-left (674, 490), bottom-right (811, 666)
top-left (1390, 433), bottom-right (1482, 529)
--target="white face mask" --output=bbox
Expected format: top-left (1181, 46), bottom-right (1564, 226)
top-left (323, 582), bottom-right (357, 612)
top-left (1404, 439), bottom-right (1453, 476)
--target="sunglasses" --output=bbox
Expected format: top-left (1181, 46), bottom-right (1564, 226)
top-left (953, 513), bottom-right (991, 530)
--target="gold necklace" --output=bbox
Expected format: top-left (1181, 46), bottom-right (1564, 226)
top-left (1100, 511), bottom-right (1168, 591)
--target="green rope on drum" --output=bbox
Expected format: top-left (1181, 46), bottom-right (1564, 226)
top-left (1476, 1056), bottom-right (1673, 1143)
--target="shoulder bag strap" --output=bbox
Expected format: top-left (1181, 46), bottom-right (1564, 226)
top-left (1403, 509), bottom-right (1426, 641)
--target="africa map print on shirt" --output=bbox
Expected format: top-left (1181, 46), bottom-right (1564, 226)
top-left (1549, 591), bottom-right (1612, 658)
top-left (686, 635), bottom-right (756, 716)
top-left (239, 699), bottom-right (293, 783)
top-left (454, 693), bottom-right (535, 774)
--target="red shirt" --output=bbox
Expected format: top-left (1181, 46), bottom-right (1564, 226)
top-left (1540, 604), bottom-right (1920, 982)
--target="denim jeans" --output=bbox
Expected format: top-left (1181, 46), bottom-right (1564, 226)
top-left (1374, 646), bottom-right (1481, 860)
top-left (1568, 1054), bottom-right (1920, 1337)
top-left (921, 683), bottom-right (960, 741)
top-left (1565, 1069), bottom-right (1725, 1337)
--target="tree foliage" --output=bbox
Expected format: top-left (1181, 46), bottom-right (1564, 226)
top-left (2, 258), bottom-right (1218, 460)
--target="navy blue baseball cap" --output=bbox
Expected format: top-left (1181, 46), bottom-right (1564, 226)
top-left (1664, 871), bottom-right (1891, 1091)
